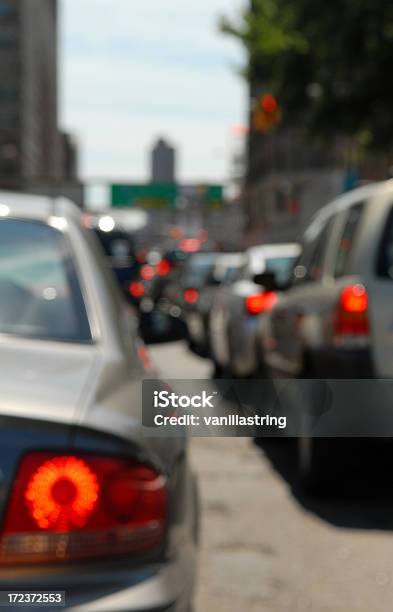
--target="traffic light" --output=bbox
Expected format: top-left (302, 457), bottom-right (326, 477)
top-left (252, 94), bottom-right (282, 133)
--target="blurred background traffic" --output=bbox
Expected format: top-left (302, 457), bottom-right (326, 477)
top-left (2, 1), bottom-right (393, 611)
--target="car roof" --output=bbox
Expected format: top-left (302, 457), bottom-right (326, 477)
top-left (0, 191), bottom-right (80, 222)
top-left (247, 243), bottom-right (301, 259)
top-left (215, 252), bottom-right (245, 266)
top-left (305, 180), bottom-right (393, 241)
top-left (246, 243), bottom-right (301, 274)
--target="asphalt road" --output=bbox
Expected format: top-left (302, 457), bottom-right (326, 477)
top-left (150, 341), bottom-right (393, 612)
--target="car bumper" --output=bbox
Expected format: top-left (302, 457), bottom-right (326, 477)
top-left (68, 558), bottom-right (194, 612)
top-left (0, 549), bottom-right (196, 612)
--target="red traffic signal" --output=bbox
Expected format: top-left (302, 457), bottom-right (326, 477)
top-left (260, 94), bottom-right (278, 114)
top-left (253, 93), bottom-right (282, 133)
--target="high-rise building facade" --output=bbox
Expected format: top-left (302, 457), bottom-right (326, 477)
top-left (0, 0), bottom-right (69, 189)
top-left (151, 138), bottom-right (176, 184)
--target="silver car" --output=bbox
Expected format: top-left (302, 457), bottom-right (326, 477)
top-left (262, 180), bottom-right (393, 489)
top-left (209, 243), bottom-right (300, 378)
top-left (0, 193), bottom-right (198, 611)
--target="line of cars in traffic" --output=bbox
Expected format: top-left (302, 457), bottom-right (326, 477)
top-left (86, 181), bottom-right (393, 496)
top-left (167, 243), bottom-right (300, 380)
top-left (168, 180), bottom-right (393, 493)
top-left (0, 193), bottom-right (198, 611)
top-left (7, 178), bottom-right (393, 607)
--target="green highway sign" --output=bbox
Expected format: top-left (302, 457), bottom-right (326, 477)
top-left (205, 185), bottom-right (223, 207)
top-left (111, 183), bottom-right (224, 209)
top-left (111, 183), bottom-right (178, 209)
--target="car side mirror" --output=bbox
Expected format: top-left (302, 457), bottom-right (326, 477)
top-left (253, 271), bottom-right (278, 292)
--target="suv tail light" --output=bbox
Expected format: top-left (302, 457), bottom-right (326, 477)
top-left (334, 284), bottom-right (370, 346)
top-left (0, 453), bottom-right (167, 565)
top-left (245, 291), bottom-right (277, 315)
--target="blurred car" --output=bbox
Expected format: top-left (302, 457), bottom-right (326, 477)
top-left (93, 223), bottom-right (140, 297)
top-left (261, 181), bottom-right (393, 488)
top-left (0, 193), bottom-right (198, 611)
top-left (149, 248), bottom-right (190, 309)
top-left (168, 253), bottom-right (223, 353)
top-left (136, 250), bottom-right (190, 343)
top-left (92, 223), bottom-right (185, 344)
top-left (159, 252), bottom-right (219, 316)
top-left (209, 243), bottom-right (300, 378)
top-left (185, 253), bottom-right (245, 357)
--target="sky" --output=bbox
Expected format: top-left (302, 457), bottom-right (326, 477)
top-left (60, 0), bottom-right (247, 185)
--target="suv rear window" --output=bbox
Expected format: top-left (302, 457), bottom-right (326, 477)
top-left (377, 205), bottom-right (393, 279)
top-left (0, 219), bottom-right (91, 342)
top-left (295, 217), bottom-right (333, 284)
top-left (334, 203), bottom-right (364, 278)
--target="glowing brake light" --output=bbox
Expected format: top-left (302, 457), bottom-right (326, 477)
top-left (0, 453), bottom-right (167, 565)
top-left (156, 259), bottom-right (171, 277)
top-left (340, 284), bottom-right (368, 313)
top-left (334, 284), bottom-right (370, 343)
top-left (184, 288), bottom-right (199, 305)
top-left (129, 281), bottom-right (145, 298)
top-left (180, 239), bottom-right (200, 253)
top-left (25, 456), bottom-right (99, 531)
top-left (140, 265), bottom-right (155, 281)
top-left (245, 291), bottom-right (277, 315)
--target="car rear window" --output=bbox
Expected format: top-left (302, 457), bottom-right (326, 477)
top-left (182, 255), bottom-right (217, 288)
top-left (264, 256), bottom-right (298, 286)
top-left (334, 203), bottom-right (364, 278)
top-left (377, 205), bottom-right (393, 279)
top-left (0, 219), bottom-right (91, 342)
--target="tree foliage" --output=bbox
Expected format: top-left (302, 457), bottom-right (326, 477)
top-left (221, 0), bottom-right (393, 151)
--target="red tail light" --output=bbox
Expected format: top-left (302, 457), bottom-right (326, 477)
top-left (156, 259), bottom-right (171, 277)
top-left (334, 284), bottom-right (370, 343)
top-left (25, 456), bottom-right (99, 531)
top-left (0, 453), bottom-right (167, 565)
top-left (140, 265), bottom-right (155, 281)
top-left (245, 291), bottom-right (277, 315)
top-left (179, 239), bottom-right (200, 253)
top-left (129, 281), bottom-right (145, 298)
top-left (184, 288), bottom-right (199, 305)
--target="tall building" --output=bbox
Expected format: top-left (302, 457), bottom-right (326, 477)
top-left (151, 138), bottom-right (176, 183)
top-left (0, 0), bottom-right (79, 195)
top-left (59, 132), bottom-right (78, 180)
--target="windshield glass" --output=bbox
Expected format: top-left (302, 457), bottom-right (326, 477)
top-left (182, 254), bottom-right (217, 288)
top-left (0, 219), bottom-right (91, 342)
top-left (265, 256), bottom-right (298, 286)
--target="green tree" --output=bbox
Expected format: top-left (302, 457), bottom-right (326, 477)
top-left (221, 0), bottom-right (393, 151)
